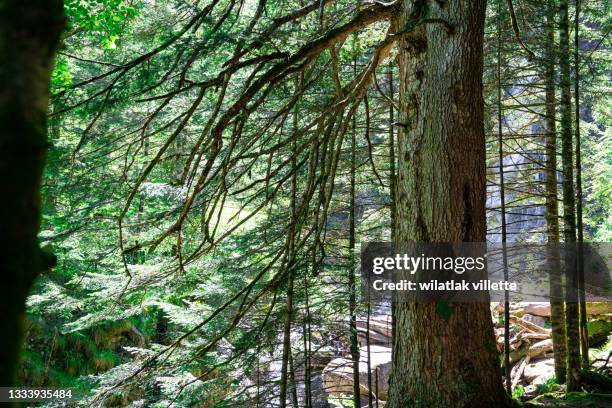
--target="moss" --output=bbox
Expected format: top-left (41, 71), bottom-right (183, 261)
top-left (525, 392), bottom-right (612, 407)
top-left (565, 392), bottom-right (612, 403)
top-left (93, 350), bottom-right (117, 371)
top-left (587, 320), bottom-right (612, 346)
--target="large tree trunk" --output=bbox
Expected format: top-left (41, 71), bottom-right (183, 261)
top-left (388, 1), bottom-right (509, 406)
top-left (0, 0), bottom-right (64, 387)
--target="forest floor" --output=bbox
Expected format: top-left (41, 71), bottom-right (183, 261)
top-left (524, 392), bottom-right (612, 407)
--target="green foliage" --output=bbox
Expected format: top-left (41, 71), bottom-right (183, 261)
top-left (537, 376), bottom-right (559, 394)
top-left (513, 385), bottom-right (525, 399)
top-left (22, 0), bottom-right (612, 405)
top-left (51, 58), bottom-right (73, 96)
top-left (64, 0), bottom-right (139, 46)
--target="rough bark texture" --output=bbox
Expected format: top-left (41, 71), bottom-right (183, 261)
top-left (0, 0), bottom-right (65, 387)
top-left (388, 1), bottom-right (508, 406)
top-left (544, 5), bottom-right (567, 385)
top-left (559, 0), bottom-right (581, 391)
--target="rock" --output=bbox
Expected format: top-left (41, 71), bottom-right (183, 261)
top-left (357, 328), bottom-right (390, 347)
top-left (523, 358), bottom-right (555, 384)
top-left (523, 303), bottom-right (551, 317)
top-left (310, 345), bottom-right (336, 370)
top-left (527, 339), bottom-right (553, 358)
top-left (356, 317), bottom-right (392, 347)
top-left (356, 317), bottom-right (392, 338)
top-left (310, 374), bottom-right (332, 408)
top-left (523, 314), bottom-right (547, 328)
top-left (322, 345), bottom-right (391, 401)
top-left (522, 384), bottom-right (539, 400)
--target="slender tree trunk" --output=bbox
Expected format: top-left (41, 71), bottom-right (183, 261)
top-left (544, 3), bottom-right (567, 384)
top-left (495, 0), bottom-right (511, 393)
top-left (388, 66), bottom-right (396, 241)
top-left (349, 63), bottom-right (361, 407)
top-left (388, 64), bottom-right (397, 365)
top-left (0, 0), bottom-right (65, 387)
top-left (364, 92), bottom-right (374, 408)
top-left (574, 0), bottom-right (589, 369)
top-left (302, 273), bottom-right (312, 408)
top-left (388, 1), bottom-right (508, 406)
top-left (278, 207), bottom-right (295, 407)
top-left (288, 348), bottom-right (299, 408)
top-left (279, 102), bottom-right (299, 407)
top-left (559, 0), bottom-right (581, 391)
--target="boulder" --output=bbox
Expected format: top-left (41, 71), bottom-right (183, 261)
top-left (356, 317), bottom-right (392, 338)
top-left (523, 358), bottom-right (555, 385)
top-left (523, 303), bottom-right (552, 317)
top-left (356, 317), bottom-right (392, 347)
top-left (310, 374), bottom-right (332, 408)
top-left (322, 345), bottom-right (391, 401)
top-left (522, 314), bottom-right (547, 328)
top-left (357, 328), bottom-right (390, 347)
top-left (527, 339), bottom-right (553, 358)
top-left (310, 345), bottom-right (336, 370)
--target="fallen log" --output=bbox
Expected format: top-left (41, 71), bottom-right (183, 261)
top-left (579, 369), bottom-right (612, 393)
top-left (500, 301), bottom-right (612, 317)
top-left (510, 316), bottom-right (550, 335)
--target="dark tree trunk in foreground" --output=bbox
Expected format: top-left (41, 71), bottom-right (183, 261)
top-left (544, 3), bottom-right (567, 384)
top-left (559, 0), bottom-right (581, 391)
top-left (388, 1), bottom-right (508, 406)
top-left (0, 0), bottom-right (64, 387)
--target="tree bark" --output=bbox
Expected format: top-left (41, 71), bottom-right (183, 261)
top-left (0, 0), bottom-right (65, 387)
top-left (388, 1), bottom-right (508, 406)
top-left (573, 0), bottom-right (589, 369)
top-left (544, 3), bottom-right (567, 385)
top-left (559, 0), bottom-right (581, 391)
top-left (495, 0), bottom-right (511, 394)
top-left (279, 88), bottom-right (300, 408)
top-left (349, 58), bottom-right (361, 408)
top-left (388, 66), bottom-right (396, 241)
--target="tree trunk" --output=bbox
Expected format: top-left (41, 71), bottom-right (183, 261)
top-left (388, 1), bottom-right (508, 406)
top-left (279, 89), bottom-right (300, 408)
top-left (388, 66), bottom-right (396, 241)
top-left (544, 3), bottom-right (568, 384)
top-left (388, 64), bottom-right (397, 365)
top-left (495, 0), bottom-right (511, 394)
top-left (573, 0), bottom-right (589, 369)
top-left (559, 0), bottom-right (581, 391)
top-left (0, 0), bottom-right (65, 387)
top-left (349, 60), bottom-right (361, 407)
